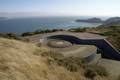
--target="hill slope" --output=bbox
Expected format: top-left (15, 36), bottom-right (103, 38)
top-left (0, 38), bottom-right (115, 80)
top-left (0, 38), bottom-right (86, 80)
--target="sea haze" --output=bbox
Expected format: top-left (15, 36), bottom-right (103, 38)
top-left (0, 16), bottom-right (102, 35)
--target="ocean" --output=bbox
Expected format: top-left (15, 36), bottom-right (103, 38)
top-left (0, 16), bottom-right (103, 35)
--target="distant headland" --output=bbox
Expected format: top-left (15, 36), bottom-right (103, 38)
top-left (76, 17), bottom-right (120, 27)
top-left (76, 17), bottom-right (103, 23)
top-left (0, 17), bottom-right (8, 20)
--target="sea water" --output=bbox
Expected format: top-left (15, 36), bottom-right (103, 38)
top-left (0, 16), bottom-right (103, 34)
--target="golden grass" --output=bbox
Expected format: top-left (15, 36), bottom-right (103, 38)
top-left (0, 38), bottom-right (86, 80)
top-left (0, 38), bottom-right (116, 80)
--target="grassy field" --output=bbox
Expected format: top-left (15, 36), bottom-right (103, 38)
top-left (0, 38), bottom-right (117, 80)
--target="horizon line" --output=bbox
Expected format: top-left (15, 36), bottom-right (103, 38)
top-left (0, 12), bottom-right (119, 18)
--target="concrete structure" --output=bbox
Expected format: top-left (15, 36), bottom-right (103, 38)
top-left (27, 31), bottom-right (120, 61)
top-left (43, 35), bottom-right (97, 63)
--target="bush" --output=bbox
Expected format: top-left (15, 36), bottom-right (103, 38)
top-left (0, 33), bottom-right (30, 42)
top-left (21, 32), bottom-right (35, 36)
top-left (85, 65), bottom-right (109, 77)
top-left (85, 68), bottom-right (97, 79)
top-left (0, 33), bottom-right (7, 38)
top-left (99, 31), bottom-right (113, 36)
top-left (21, 29), bottom-right (64, 37)
top-left (6, 33), bottom-right (17, 38)
top-left (0, 33), bottom-right (17, 39)
top-left (68, 28), bottom-right (87, 32)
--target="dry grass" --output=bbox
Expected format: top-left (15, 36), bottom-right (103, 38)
top-left (0, 38), bottom-right (86, 80)
top-left (0, 38), bottom-right (116, 80)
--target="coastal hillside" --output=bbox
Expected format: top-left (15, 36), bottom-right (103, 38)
top-left (99, 17), bottom-right (120, 27)
top-left (0, 38), bottom-right (116, 80)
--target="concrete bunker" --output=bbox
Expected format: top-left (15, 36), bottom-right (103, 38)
top-left (42, 34), bottom-right (98, 63)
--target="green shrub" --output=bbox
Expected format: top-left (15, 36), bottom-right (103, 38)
top-left (0, 33), bottom-right (30, 42)
top-left (21, 29), bottom-right (64, 37)
top-left (0, 33), bottom-right (17, 39)
top-left (99, 31), bottom-right (113, 36)
top-left (21, 32), bottom-right (35, 36)
top-left (68, 27), bottom-right (87, 32)
top-left (6, 33), bottom-right (17, 38)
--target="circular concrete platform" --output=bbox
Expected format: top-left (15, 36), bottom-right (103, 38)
top-left (47, 39), bottom-right (72, 48)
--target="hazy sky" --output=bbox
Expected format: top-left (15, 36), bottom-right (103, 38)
top-left (0, 0), bottom-right (120, 17)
